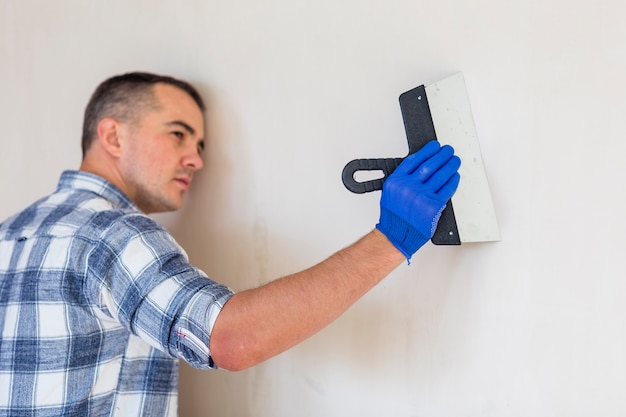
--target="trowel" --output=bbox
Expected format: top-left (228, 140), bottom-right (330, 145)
top-left (342, 73), bottom-right (500, 245)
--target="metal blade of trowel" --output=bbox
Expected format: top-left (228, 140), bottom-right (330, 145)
top-left (342, 72), bottom-right (500, 244)
top-left (422, 73), bottom-right (500, 244)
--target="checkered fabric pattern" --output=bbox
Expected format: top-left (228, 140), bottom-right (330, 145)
top-left (0, 171), bottom-right (234, 416)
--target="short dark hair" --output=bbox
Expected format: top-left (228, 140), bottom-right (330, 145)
top-left (81, 72), bottom-right (205, 158)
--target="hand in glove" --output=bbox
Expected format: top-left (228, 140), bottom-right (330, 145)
top-left (376, 141), bottom-right (461, 260)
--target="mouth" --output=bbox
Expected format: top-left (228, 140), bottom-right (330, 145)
top-left (174, 177), bottom-right (191, 191)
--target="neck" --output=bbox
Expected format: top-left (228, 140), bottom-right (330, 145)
top-left (79, 153), bottom-right (129, 200)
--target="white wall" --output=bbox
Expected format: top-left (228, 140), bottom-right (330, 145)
top-left (2, 1), bottom-right (626, 416)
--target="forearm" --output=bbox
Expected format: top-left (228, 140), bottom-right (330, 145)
top-left (209, 229), bottom-right (405, 371)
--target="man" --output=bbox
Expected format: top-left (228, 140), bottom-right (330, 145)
top-left (0, 72), bottom-right (461, 416)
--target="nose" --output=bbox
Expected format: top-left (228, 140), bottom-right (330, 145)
top-left (183, 148), bottom-right (204, 171)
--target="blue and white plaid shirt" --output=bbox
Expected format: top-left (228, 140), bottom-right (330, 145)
top-left (0, 170), bottom-right (234, 416)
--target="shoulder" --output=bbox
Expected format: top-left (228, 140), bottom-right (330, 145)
top-left (89, 211), bottom-right (188, 277)
top-left (90, 210), bottom-right (178, 252)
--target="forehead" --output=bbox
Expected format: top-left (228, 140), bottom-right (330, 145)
top-left (149, 83), bottom-right (205, 135)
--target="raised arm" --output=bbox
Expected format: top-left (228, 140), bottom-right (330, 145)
top-left (210, 141), bottom-right (461, 371)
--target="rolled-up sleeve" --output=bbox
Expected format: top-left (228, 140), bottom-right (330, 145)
top-left (85, 212), bottom-right (234, 369)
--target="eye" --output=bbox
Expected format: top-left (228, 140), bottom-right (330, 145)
top-left (172, 131), bottom-right (184, 140)
top-left (197, 140), bottom-right (205, 154)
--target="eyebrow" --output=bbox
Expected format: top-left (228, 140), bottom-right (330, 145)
top-left (166, 120), bottom-right (196, 136)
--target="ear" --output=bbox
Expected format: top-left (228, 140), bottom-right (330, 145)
top-left (96, 117), bottom-right (125, 158)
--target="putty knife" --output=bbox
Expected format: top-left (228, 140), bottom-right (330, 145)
top-left (342, 73), bottom-right (500, 245)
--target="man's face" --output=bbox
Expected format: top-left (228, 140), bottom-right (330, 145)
top-left (118, 83), bottom-right (205, 213)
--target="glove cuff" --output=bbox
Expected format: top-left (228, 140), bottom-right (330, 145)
top-left (376, 208), bottom-right (430, 261)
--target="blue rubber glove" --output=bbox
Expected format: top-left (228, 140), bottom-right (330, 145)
top-left (376, 141), bottom-right (461, 260)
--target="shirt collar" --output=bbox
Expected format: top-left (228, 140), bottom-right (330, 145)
top-left (57, 170), bottom-right (139, 211)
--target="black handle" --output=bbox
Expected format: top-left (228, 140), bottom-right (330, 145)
top-left (341, 157), bottom-right (404, 194)
top-left (342, 84), bottom-right (436, 195)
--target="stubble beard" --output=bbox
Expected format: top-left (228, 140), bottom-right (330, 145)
top-left (129, 177), bottom-right (185, 214)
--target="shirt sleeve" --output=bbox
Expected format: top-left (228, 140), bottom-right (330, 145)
top-left (84, 212), bottom-right (234, 369)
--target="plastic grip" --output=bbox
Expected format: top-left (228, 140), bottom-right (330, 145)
top-left (341, 157), bottom-right (404, 194)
